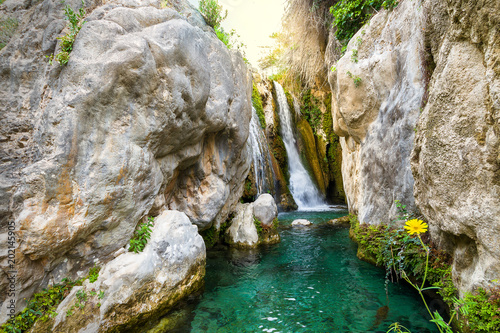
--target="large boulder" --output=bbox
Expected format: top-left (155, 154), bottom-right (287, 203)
top-left (226, 194), bottom-right (279, 248)
top-left (51, 210), bottom-right (205, 332)
top-left (0, 0), bottom-right (251, 323)
top-left (252, 193), bottom-right (278, 227)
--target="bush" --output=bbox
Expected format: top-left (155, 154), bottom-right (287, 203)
top-left (252, 83), bottom-right (266, 129)
top-left (199, 0), bottom-right (227, 29)
top-left (330, 0), bottom-right (399, 45)
top-left (0, 278), bottom-right (84, 332)
top-left (129, 217), bottom-right (154, 253)
top-left (47, 1), bottom-right (86, 65)
top-left (0, 16), bottom-right (18, 50)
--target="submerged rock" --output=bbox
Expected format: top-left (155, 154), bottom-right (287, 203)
top-left (51, 210), bottom-right (205, 332)
top-left (292, 219), bottom-right (312, 226)
top-left (327, 215), bottom-right (350, 227)
top-left (225, 194), bottom-right (279, 248)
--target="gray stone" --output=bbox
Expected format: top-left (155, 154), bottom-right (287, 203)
top-left (225, 203), bottom-right (259, 248)
top-left (328, 0), bottom-right (425, 225)
top-left (327, 0), bottom-right (500, 294)
top-left (253, 193), bottom-right (278, 227)
top-left (0, 0), bottom-right (251, 323)
top-left (292, 219), bottom-right (312, 226)
top-left (328, 215), bottom-right (350, 226)
top-left (52, 210), bottom-right (205, 332)
top-left (225, 195), bottom-right (280, 248)
top-left (411, 0), bottom-right (500, 294)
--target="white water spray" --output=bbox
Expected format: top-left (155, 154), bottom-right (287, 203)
top-left (274, 82), bottom-right (327, 210)
top-left (248, 106), bottom-right (273, 195)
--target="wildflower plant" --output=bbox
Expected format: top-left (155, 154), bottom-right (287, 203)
top-left (390, 219), bottom-right (470, 333)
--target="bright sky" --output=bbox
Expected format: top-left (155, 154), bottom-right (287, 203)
top-left (188, 0), bottom-right (286, 68)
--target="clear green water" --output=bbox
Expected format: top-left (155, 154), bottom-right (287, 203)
top-left (165, 210), bottom-right (438, 332)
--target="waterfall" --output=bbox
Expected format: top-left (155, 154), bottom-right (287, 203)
top-left (248, 106), bottom-right (274, 195)
top-left (274, 82), bottom-right (326, 210)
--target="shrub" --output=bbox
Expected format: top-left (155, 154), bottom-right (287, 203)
top-left (129, 217), bottom-right (154, 253)
top-left (87, 264), bottom-right (100, 283)
top-left (0, 16), bottom-right (18, 50)
top-left (0, 278), bottom-right (84, 332)
top-left (301, 90), bottom-right (322, 133)
top-left (253, 217), bottom-right (263, 237)
top-left (252, 83), bottom-right (266, 129)
top-left (199, 0), bottom-right (227, 29)
top-left (330, 0), bottom-right (399, 45)
top-left (47, 1), bottom-right (86, 66)
top-left (463, 288), bottom-right (500, 333)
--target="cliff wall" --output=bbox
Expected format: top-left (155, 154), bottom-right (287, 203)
top-left (328, 0), bottom-right (500, 292)
top-left (0, 0), bottom-right (251, 326)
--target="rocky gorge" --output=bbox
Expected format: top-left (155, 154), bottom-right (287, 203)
top-left (0, 0), bottom-right (499, 331)
top-left (327, 0), bottom-right (499, 295)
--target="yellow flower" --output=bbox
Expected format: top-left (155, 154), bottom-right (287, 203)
top-left (404, 219), bottom-right (428, 235)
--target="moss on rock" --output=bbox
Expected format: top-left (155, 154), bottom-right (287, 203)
top-left (296, 118), bottom-right (326, 195)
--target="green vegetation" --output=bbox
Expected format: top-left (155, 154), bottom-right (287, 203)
top-left (346, 71), bottom-right (362, 87)
top-left (65, 287), bottom-right (104, 318)
top-left (330, 0), bottom-right (399, 45)
top-left (463, 287), bottom-right (500, 332)
top-left (0, 278), bottom-right (82, 332)
top-left (0, 15), bottom-right (18, 50)
top-left (0, 264), bottom-right (103, 333)
top-left (252, 83), bottom-right (266, 129)
top-left (199, 0), bottom-right (227, 29)
top-left (351, 48), bottom-right (359, 63)
top-left (199, 0), bottom-right (245, 55)
top-left (47, 1), bottom-right (85, 65)
top-left (253, 217), bottom-right (263, 237)
top-left (129, 217), bottom-right (154, 253)
top-left (350, 211), bottom-right (500, 333)
top-left (88, 264), bottom-right (101, 283)
top-left (301, 90), bottom-right (322, 134)
top-left (200, 224), bottom-right (217, 248)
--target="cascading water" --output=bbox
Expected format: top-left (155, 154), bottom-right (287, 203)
top-left (274, 82), bottom-right (326, 210)
top-left (248, 106), bottom-right (274, 195)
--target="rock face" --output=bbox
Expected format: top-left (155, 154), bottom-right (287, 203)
top-left (328, 0), bottom-right (500, 292)
top-left (0, 0), bottom-right (251, 324)
top-left (52, 210), bottom-right (205, 332)
top-left (411, 0), bottom-right (500, 293)
top-left (328, 0), bottom-right (426, 225)
top-left (225, 194), bottom-right (279, 248)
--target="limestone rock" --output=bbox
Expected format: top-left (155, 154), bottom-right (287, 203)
top-left (328, 215), bottom-right (350, 227)
top-left (225, 196), bottom-right (280, 248)
top-left (327, 0), bottom-right (500, 293)
top-left (252, 193), bottom-right (278, 227)
top-left (51, 210), bottom-right (205, 332)
top-left (328, 0), bottom-right (426, 225)
top-left (226, 203), bottom-right (259, 247)
top-left (411, 0), bottom-right (500, 293)
top-left (292, 219), bottom-right (312, 226)
top-left (0, 0), bottom-right (251, 322)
